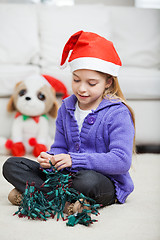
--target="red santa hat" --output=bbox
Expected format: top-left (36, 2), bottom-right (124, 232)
top-left (42, 75), bottom-right (69, 99)
top-left (60, 30), bottom-right (122, 77)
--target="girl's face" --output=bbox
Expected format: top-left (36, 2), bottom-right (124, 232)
top-left (72, 69), bottom-right (111, 110)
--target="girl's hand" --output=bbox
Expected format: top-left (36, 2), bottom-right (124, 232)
top-left (37, 151), bottom-right (52, 168)
top-left (51, 154), bottom-right (72, 171)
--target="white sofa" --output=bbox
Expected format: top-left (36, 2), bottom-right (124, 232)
top-left (0, 3), bottom-right (160, 146)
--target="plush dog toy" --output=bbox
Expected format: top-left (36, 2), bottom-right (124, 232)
top-left (2, 74), bottom-right (69, 157)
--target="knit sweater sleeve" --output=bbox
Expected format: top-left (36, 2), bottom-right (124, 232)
top-left (69, 109), bottom-right (135, 176)
top-left (47, 107), bottom-right (68, 155)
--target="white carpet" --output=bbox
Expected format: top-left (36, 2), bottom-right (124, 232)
top-left (0, 154), bottom-right (160, 240)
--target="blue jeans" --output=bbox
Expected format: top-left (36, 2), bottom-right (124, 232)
top-left (2, 157), bottom-right (116, 207)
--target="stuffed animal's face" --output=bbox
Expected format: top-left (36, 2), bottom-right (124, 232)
top-left (8, 76), bottom-right (58, 118)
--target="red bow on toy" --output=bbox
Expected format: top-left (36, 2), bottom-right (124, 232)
top-left (15, 112), bottom-right (48, 123)
top-left (15, 112), bottom-right (40, 123)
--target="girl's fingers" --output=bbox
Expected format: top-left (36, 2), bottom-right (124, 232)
top-left (37, 152), bottom-right (54, 168)
top-left (37, 154), bottom-right (71, 170)
top-left (37, 157), bottom-right (48, 164)
top-left (39, 159), bottom-right (51, 168)
top-left (39, 152), bottom-right (52, 160)
top-left (56, 163), bottom-right (66, 171)
top-left (37, 157), bottom-right (51, 168)
top-left (54, 159), bottom-right (65, 169)
top-left (40, 162), bottom-right (51, 168)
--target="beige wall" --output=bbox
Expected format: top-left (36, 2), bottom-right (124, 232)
top-left (75, 0), bottom-right (134, 6)
top-left (0, 0), bottom-right (135, 6)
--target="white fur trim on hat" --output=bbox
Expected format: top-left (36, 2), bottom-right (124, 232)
top-left (69, 57), bottom-right (120, 77)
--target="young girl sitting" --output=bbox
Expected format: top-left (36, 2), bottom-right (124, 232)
top-left (3, 30), bottom-right (135, 214)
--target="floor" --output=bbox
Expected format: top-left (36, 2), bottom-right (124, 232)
top-left (0, 153), bottom-right (160, 240)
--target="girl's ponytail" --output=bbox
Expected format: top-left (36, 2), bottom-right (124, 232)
top-left (103, 75), bottom-right (136, 153)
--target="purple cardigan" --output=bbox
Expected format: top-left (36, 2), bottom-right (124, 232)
top-left (48, 95), bottom-right (135, 203)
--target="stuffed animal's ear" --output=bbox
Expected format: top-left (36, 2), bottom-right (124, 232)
top-left (7, 96), bottom-right (16, 112)
top-left (7, 81), bottom-right (23, 112)
top-left (48, 101), bottom-right (59, 118)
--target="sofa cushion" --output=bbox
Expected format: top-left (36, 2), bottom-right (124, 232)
top-left (128, 100), bottom-right (160, 145)
top-left (119, 67), bottom-right (160, 99)
top-left (0, 65), bottom-right (40, 97)
top-left (110, 7), bottom-right (160, 69)
top-left (38, 4), bottom-right (111, 67)
top-left (0, 4), bottom-right (39, 64)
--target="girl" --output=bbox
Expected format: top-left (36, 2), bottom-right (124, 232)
top-left (3, 31), bottom-right (135, 214)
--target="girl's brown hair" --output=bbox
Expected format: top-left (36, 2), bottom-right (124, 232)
top-left (102, 73), bottom-right (136, 153)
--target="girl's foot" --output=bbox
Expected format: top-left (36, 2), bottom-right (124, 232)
top-left (64, 199), bottom-right (90, 216)
top-left (8, 188), bottom-right (22, 206)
